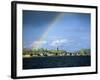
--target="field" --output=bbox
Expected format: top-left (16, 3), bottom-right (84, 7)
top-left (23, 48), bottom-right (90, 57)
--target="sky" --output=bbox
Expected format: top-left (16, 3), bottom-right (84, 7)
top-left (23, 10), bottom-right (91, 51)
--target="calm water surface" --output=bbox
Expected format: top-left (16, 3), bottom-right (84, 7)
top-left (23, 56), bottom-right (91, 69)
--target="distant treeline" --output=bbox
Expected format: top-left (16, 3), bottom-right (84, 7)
top-left (23, 48), bottom-right (90, 57)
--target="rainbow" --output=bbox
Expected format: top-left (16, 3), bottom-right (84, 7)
top-left (32, 13), bottom-right (64, 48)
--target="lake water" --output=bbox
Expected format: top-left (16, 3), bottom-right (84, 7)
top-left (23, 56), bottom-right (90, 69)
